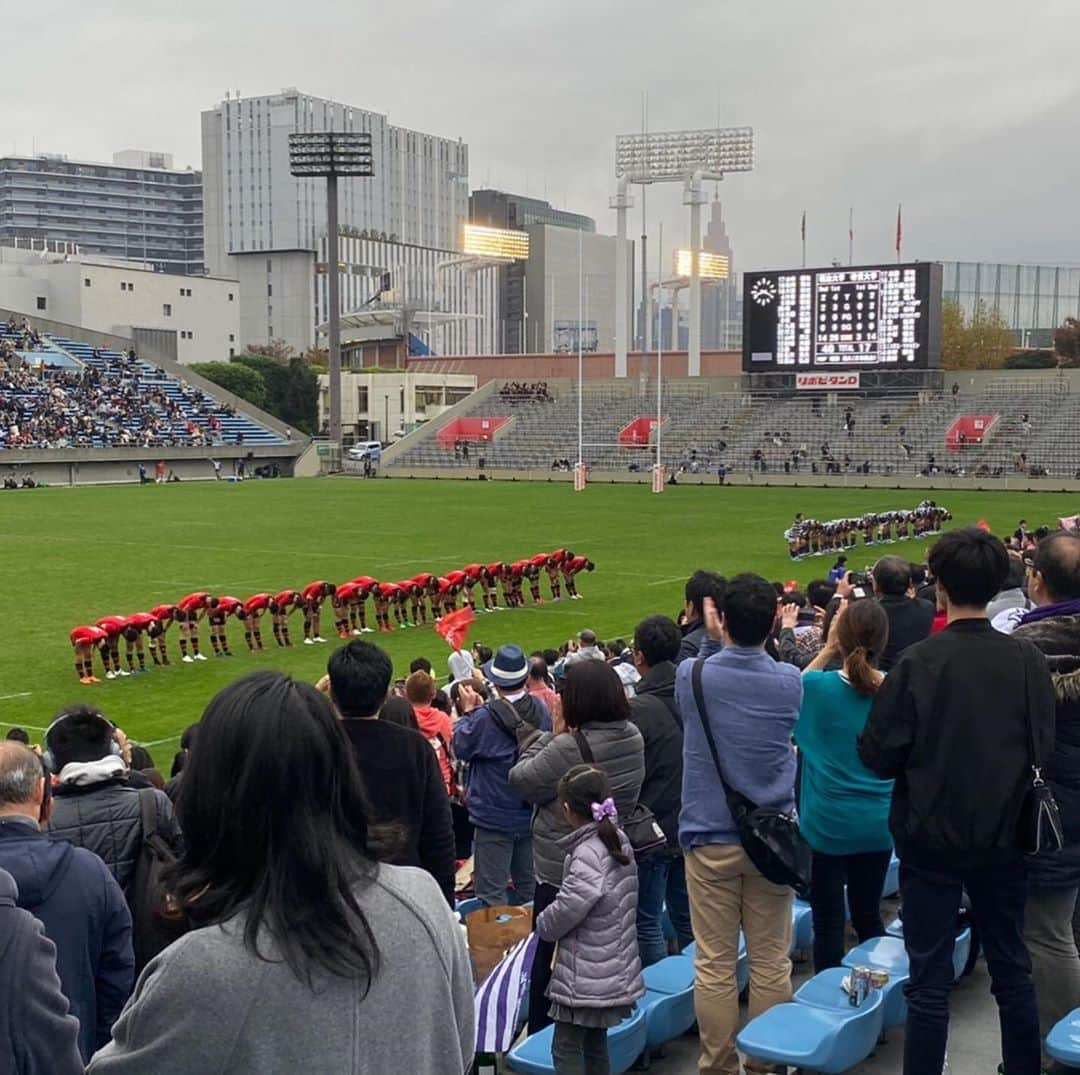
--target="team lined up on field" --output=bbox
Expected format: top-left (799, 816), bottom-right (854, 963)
top-left (67, 550), bottom-right (595, 684)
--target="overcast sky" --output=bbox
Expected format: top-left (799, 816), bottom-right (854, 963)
top-left (4, 0), bottom-right (1079, 276)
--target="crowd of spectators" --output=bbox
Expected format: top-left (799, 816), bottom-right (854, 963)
top-left (498, 381), bottom-right (552, 405)
top-left (2, 524), bottom-right (1079, 1073)
top-left (0, 326), bottom-right (239, 450)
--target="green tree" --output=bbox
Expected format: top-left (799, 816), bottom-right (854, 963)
top-left (244, 338), bottom-right (295, 363)
top-left (190, 361), bottom-right (268, 409)
top-left (1004, 350), bottom-right (1056, 369)
top-left (941, 299), bottom-right (1012, 370)
top-left (279, 358), bottom-right (319, 433)
top-left (1054, 317), bottom-right (1080, 367)
top-left (940, 299), bottom-right (969, 369)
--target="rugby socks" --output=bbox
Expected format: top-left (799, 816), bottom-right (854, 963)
top-left (245, 630), bottom-right (255, 652)
top-left (179, 638), bottom-right (189, 658)
top-left (253, 629), bottom-right (263, 651)
top-left (272, 623), bottom-right (283, 646)
top-left (282, 625), bottom-right (291, 646)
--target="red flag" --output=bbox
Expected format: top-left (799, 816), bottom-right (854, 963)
top-left (848, 207), bottom-right (854, 243)
top-left (800, 210), bottom-right (806, 242)
top-left (435, 606), bottom-right (475, 652)
top-left (895, 203), bottom-right (902, 256)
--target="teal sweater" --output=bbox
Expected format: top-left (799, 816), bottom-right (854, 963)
top-left (794, 670), bottom-right (894, 855)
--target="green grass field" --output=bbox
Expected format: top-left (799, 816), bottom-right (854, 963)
top-left (2, 478), bottom-right (1077, 762)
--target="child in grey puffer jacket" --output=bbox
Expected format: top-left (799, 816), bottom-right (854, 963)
top-left (536, 765), bottom-right (644, 1075)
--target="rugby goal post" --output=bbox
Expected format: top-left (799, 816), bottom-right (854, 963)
top-left (651, 464), bottom-right (665, 494)
top-left (573, 463), bottom-right (587, 491)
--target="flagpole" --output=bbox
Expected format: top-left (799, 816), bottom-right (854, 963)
top-left (577, 226), bottom-right (583, 468)
top-left (848, 207), bottom-right (854, 266)
top-left (801, 210), bottom-right (806, 268)
top-left (896, 203), bottom-right (902, 264)
top-left (656, 220), bottom-right (663, 479)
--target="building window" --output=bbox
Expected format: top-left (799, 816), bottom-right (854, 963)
top-left (228, 333), bottom-right (235, 343)
top-left (266, 258), bottom-right (273, 272)
top-left (228, 292), bottom-right (234, 301)
top-left (163, 304), bottom-right (172, 317)
top-left (36, 296), bottom-right (46, 311)
top-left (229, 347), bottom-right (235, 358)
top-left (267, 283), bottom-right (272, 297)
top-left (84, 278), bottom-right (91, 288)
top-left (120, 282), bottom-right (127, 291)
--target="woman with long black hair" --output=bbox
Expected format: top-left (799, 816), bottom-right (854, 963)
top-left (89, 670), bottom-right (474, 1074)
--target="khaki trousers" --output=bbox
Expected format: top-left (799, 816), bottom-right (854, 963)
top-left (686, 843), bottom-right (793, 1075)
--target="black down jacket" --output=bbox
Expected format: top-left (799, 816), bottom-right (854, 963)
top-left (1014, 613), bottom-right (1080, 888)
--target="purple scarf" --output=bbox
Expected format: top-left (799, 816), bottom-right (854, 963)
top-left (1019, 599), bottom-right (1080, 626)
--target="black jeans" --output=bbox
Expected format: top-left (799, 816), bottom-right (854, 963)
top-left (551, 1022), bottom-right (609, 1075)
top-left (810, 848), bottom-right (891, 972)
top-left (528, 882), bottom-right (560, 1034)
top-left (900, 860), bottom-right (1040, 1075)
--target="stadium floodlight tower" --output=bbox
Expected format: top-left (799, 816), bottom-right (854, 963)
top-left (613, 127), bottom-right (752, 376)
top-left (289, 131), bottom-right (374, 459)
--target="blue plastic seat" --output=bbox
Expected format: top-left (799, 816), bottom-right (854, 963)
top-left (882, 854), bottom-right (901, 898)
top-left (640, 987), bottom-right (695, 1049)
top-left (792, 899), bottom-right (814, 955)
top-left (455, 897), bottom-right (485, 917)
top-left (1046, 1008), bottom-right (1080, 1067)
top-left (642, 955), bottom-right (694, 995)
top-left (736, 972), bottom-right (883, 1075)
top-left (864, 924), bottom-right (971, 981)
top-left (842, 937), bottom-right (910, 1029)
top-left (506, 1007), bottom-right (648, 1074)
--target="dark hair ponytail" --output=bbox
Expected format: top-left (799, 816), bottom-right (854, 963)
top-left (836, 599), bottom-right (890, 697)
top-left (557, 764), bottom-right (631, 866)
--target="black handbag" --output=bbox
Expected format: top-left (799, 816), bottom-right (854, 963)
top-left (1017, 644), bottom-right (1064, 856)
top-left (573, 732), bottom-right (667, 860)
top-left (691, 659), bottom-right (812, 898)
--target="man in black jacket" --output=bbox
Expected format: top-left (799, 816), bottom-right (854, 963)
top-left (325, 640), bottom-right (456, 905)
top-left (0, 742), bottom-right (133, 1062)
top-left (1012, 531), bottom-right (1080, 1059)
top-left (871, 555), bottom-right (935, 672)
top-left (629, 615), bottom-right (689, 964)
top-left (676, 570), bottom-right (726, 664)
top-left (859, 528), bottom-right (1056, 1075)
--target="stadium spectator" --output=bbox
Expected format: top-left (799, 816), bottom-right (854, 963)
top-left (526, 657), bottom-right (559, 715)
top-left (324, 640), bottom-right (456, 905)
top-left (510, 660), bottom-right (644, 1034)
top-left (869, 555), bottom-right (934, 671)
top-left (0, 865), bottom-right (83, 1074)
top-left (4, 726), bottom-right (29, 743)
top-left (795, 599), bottom-right (894, 972)
top-left (676, 575), bottom-right (802, 1075)
top-left (453, 644), bottom-right (551, 909)
top-left (405, 671), bottom-right (455, 798)
top-left (677, 570), bottom-right (727, 664)
top-left (447, 643), bottom-right (475, 684)
top-left (1010, 531), bottom-right (1080, 1057)
top-left (87, 671), bottom-right (474, 1074)
top-left (554, 629), bottom-right (605, 676)
top-left (987, 555), bottom-right (1031, 624)
top-left (44, 707), bottom-right (183, 902)
top-left (859, 527), bottom-right (1056, 1075)
top-left (164, 723), bottom-right (197, 803)
top-left (0, 741), bottom-right (133, 1061)
top-left (379, 696), bottom-right (420, 731)
top-left (628, 615), bottom-right (690, 965)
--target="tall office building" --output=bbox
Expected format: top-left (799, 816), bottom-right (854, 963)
top-left (0, 151), bottom-right (203, 274)
top-left (201, 88), bottom-right (470, 352)
top-left (701, 200), bottom-right (739, 350)
top-left (469, 189), bottom-right (594, 353)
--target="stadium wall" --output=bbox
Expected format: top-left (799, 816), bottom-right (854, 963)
top-left (406, 349), bottom-right (743, 383)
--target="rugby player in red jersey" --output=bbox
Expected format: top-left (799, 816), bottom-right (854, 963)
top-left (348, 577), bottom-right (378, 633)
top-left (562, 555), bottom-right (595, 599)
top-left (436, 576), bottom-right (459, 618)
top-left (375, 581), bottom-right (399, 632)
top-left (545, 551), bottom-right (570, 601)
top-left (270, 589), bottom-right (302, 647)
top-left (95, 615), bottom-right (130, 679)
top-left (207, 596), bottom-right (243, 657)
top-left (176, 591), bottom-right (212, 662)
top-left (482, 562), bottom-right (504, 612)
top-left (241, 593), bottom-right (272, 652)
top-left (300, 581), bottom-right (336, 644)
top-left (527, 554), bottom-right (549, 604)
top-left (393, 581), bottom-right (418, 628)
top-left (410, 573), bottom-right (436, 624)
top-left (461, 563), bottom-right (484, 613)
top-left (148, 604), bottom-right (176, 665)
top-left (508, 560), bottom-right (529, 607)
top-left (123, 612), bottom-right (159, 673)
top-left (444, 569), bottom-right (467, 616)
top-left (70, 625), bottom-right (107, 684)
top-left (329, 582), bottom-right (357, 639)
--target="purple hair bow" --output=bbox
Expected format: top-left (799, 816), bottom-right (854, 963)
top-left (590, 798), bottom-right (617, 822)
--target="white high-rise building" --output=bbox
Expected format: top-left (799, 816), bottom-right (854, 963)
top-left (201, 88), bottom-right (471, 353)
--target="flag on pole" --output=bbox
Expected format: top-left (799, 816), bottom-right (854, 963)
top-left (895, 204), bottom-right (902, 259)
top-left (434, 606), bottom-right (475, 652)
top-left (801, 210), bottom-right (806, 242)
top-left (849, 208), bottom-right (854, 244)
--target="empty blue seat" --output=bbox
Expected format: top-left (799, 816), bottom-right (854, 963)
top-left (866, 924), bottom-right (971, 981)
top-left (1046, 1008), bottom-right (1080, 1067)
top-left (506, 1006), bottom-right (647, 1075)
top-left (455, 897), bottom-right (485, 918)
top-left (792, 899), bottom-right (814, 955)
top-left (843, 936), bottom-right (910, 1029)
top-left (642, 955), bottom-right (694, 995)
top-left (736, 970), bottom-right (883, 1074)
top-left (639, 961), bottom-right (696, 1050)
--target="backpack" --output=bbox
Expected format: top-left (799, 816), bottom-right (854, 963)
top-left (131, 788), bottom-right (186, 972)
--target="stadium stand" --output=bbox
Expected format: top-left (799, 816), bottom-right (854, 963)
top-left (0, 321), bottom-right (285, 450)
top-left (387, 375), bottom-right (1080, 481)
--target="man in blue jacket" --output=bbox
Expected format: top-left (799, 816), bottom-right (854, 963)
top-left (0, 741), bottom-right (133, 1062)
top-left (454, 644), bottom-right (551, 907)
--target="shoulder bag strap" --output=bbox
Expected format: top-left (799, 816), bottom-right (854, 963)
top-left (137, 786), bottom-right (157, 843)
top-left (691, 659), bottom-right (752, 820)
top-left (487, 698), bottom-right (523, 739)
top-left (572, 730), bottom-right (595, 765)
top-left (1017, 641), bottom-right (1042, 778)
